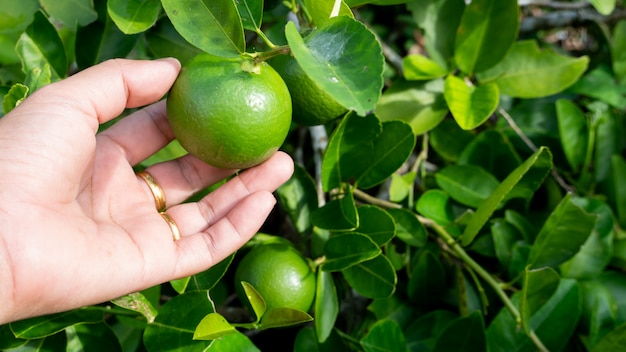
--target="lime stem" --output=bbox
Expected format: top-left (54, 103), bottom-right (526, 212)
top-left (253, 46), bottom-right (291, 65)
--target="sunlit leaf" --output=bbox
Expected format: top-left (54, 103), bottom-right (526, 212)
top-left (454, 0), bottom-right (519, 74)
top-left (111, 292), bottom-right (158, 323)
top-left (39, 0), bottom-right (97, 26)
top-left (478, 40), bottom-right (589, 99)
top-left (444, 74), bottom-right (499, 130)
top-left (285, 16), bottom-right (384, 116)
top-left (258, 308), bottom-right (313, 330)
top-left (108, 0), bottom-right (161, 34)
top-left (16, 11), bottom-right (67, 79)
top-left (161, 0), bottom-right (245, 58)
top-left (193, 313), bottom-right (237, 340)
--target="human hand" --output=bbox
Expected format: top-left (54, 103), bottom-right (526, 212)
top-left (0, 58), bottom-right (294, 324)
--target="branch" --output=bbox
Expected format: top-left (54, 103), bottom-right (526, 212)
top-left (520, 7), bottom-right (626, 33)
top-left (519, 0), bottom-right (592, 9)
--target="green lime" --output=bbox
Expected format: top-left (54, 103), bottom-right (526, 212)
top-left (271, 55), bottom-right (347, 126)
top-left (234, 243), bottom-right (316, 313)
top-left (166, 54), bottom-right (292, 169)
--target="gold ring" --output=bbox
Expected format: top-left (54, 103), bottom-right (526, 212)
top-left (137, 170), bottom-right (166, 212)
top-left (160, 212), bottom-right (181, 241)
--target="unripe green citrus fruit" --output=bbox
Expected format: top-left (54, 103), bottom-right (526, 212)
top-left (271, 55), bottom-right (347, 126)
top-left (234, 243), bottom-right (316, 313)
top-left (166, 54), bottom-right (292, 169)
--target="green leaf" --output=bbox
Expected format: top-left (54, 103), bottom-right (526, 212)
top-left (240, 281), bottom-right (266, 322)
top-left (39, 0), bottom-right (98, 26)
top-left (405, 310), bottom-right (458, 351)
top-left (430, 120), bottom-right (474, 163)
top-left (444, 75), bottom-right (499, 130)
top-left (276, 164), bottom-right (318, 234)
top-left (386, 208), bottom-right (427, 247)
top-left (16, 11), bottom-right (67, 79)
top-left (435, 164), bottom-right (500, 208)
top-left (389, 172), bottom-right (417, 202)
top-left (491, 219), bottom-right (523, 267)
top-left (487, 279), bottom-right (580, 352)
top-left (461, 147), bottom-right (552, 246)
top-left (375, 79), bottom-right (447, 135)
top-left (357, 121), bottom-right (416, 189)
top-left (24, 63), bottom-right (51, 93)
top-left (145, 18), bottom-right (202, 65)
top-left (403, 54), bottom-right (448, 80)
top-left (2, 83), bottom-right (28, 114)
top-left (322, 233), bottom-right (381, 271)
top-left (236, 0), bottom-right (263, 31)
top-left (368, 295), bottom-right (419, 329)
top-left (161, 0), bottom-right (245, 58)
top-left (613, 156), bottom-right (626, 229)
top-left (556, 99), bottom-right (589, 172)
top-left (143, 291), bottom-right (214, 351)
top-left (312, 189), bottom-right (358, 230)
top-left (285, 16), bottom-right (384, 116)
top-left (433, 311), bottom-right (486, 352)
top-left (304, 0), bottom-right (354, 27)
top-left (590, 0), bottom-right (616, 15)
top-left (66, 323), bottom-right (123, 352)
top-left (416, 189), bottom-right (456, 225)
top-left (360, 319), bottom-right (407, 352)
top-left (519, 267), bottom-right (560, 335)
top-left (527, 193), bottom-right (597, 269)
top-left (75, 14), bottom-right (139, 69)
top-left (207, 332), bottom-right (260, 352)
top-left (107, 0), bottom-right (161, 34)
top-left (407, 251), bottom-right (446, 305)
top-left (322, 113), bottom-right (380, 191)
top-left (258, 308), bottom-right (313, 330)
top-left (294, 326), bottom-right (347, 351)
top-left (458, 130), bottom-right (522, 181)
top-left (10, 307), bottom-right (104, 339)
top-left (454, 0), bottom-right (519, 74)
top-left (560, 197), bottom-right (615, 279)
top-left (342, 254), bottom-right (396, 299)
top-left (355, 206), bottom-right (396, 246)
top-left (593, 322), bottom-right (626, 352)
top-left (567, 66), bottom-right (626, 109)
top-left (478, 40), bottom-right (590, 99)
top-left (611, 20), bottom-right (626, 84)
top-left (407, 0), bottom-right (465, 70)
top-left (315, 270), bottom-right (339, 343)
top-left (580, 281), bottom-right (618, 348)
top-left (193, 313), bottom-right (237, 340)
top-left (592, 102), bottom-right (620, 183)
top-left (110, 291), bottom-right (158, 323)
top-left (187, 253), bottom-right (235, 292)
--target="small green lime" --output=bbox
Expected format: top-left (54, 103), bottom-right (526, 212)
top-left (166, 54), bottom-right (292, 169)
top-left (234, 243), bottom-right (316, 313)
top-left (271, 55), bottom-right (347, 126)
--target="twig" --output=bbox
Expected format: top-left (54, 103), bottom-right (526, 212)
top-left (309, 125), bottom-right (328, 206)
top-left (499, 108), bottom-right (575, 193)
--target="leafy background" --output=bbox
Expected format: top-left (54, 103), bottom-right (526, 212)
top-left (2, 0), bottom-right (626, 351)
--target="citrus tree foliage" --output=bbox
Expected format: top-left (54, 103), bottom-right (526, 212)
top-left (2, 0), bottom-right (626, 351)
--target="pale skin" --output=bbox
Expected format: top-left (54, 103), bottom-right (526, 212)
top-left (0, 58), bottom-right (294, 324)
